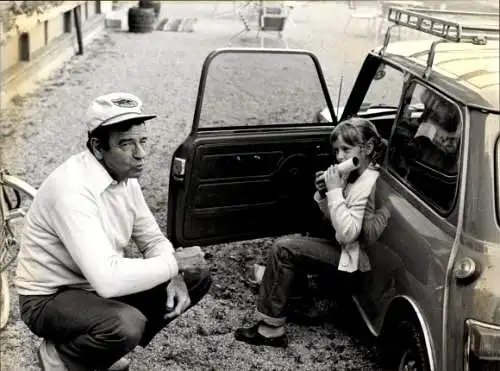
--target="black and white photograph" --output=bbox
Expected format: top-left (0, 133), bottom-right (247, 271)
top-left (1, 1), bottom-right (499, 370)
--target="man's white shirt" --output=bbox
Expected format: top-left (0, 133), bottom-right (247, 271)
top-left (15, 150), bottom-right (178, 298)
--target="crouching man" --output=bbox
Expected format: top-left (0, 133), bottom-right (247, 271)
top-left (15, 93), bottom-right (211, 371)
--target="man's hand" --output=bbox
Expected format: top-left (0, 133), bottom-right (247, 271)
top-left (164, 274), bottom-right (191, 320)
top-left (174, 246), bottom-right (207, 273)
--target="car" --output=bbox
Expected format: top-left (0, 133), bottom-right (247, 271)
top-left (166, 6), bottom-right (500, 371)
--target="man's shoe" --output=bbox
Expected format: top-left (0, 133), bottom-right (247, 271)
top-left (107, 357), bottom-right (131, 371)
top-left (38, 339), bottom-right (68, 371)
top-left (234, 323), bottom-right (288, 348)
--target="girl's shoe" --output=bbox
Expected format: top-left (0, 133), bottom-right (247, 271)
top-left (234, 322), bottom-right (288, 348)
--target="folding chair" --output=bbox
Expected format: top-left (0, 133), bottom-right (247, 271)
top-left (344, 1), bottom-right (383, 42)
top-left (259, 3), bottom-right (290, 47)
top-left (228, 1), bottom-right (290, 48)
top-left (212, 1), bottom-right (250, 19)
top-left (228, 7), bottom-right (261, 44)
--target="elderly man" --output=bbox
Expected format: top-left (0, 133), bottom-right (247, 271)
top-left (15, 93), bottom-right (211, 371)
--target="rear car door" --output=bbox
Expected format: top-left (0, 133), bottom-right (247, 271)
top-left (167, 49), bottom-right (337, 247)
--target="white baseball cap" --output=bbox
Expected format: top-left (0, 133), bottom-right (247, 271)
top-left (86, 92), bottom-right (156, 133)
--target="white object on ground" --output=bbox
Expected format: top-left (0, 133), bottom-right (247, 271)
top-left (253, 264), bottom-right (266, 284)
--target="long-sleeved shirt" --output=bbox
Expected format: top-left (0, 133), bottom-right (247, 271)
top-left (314, 166), bottom-right (390, 273)
top-left (15, 150), bottom-right (178, 298)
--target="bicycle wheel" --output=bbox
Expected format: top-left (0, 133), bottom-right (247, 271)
top-left (0, 187), bottom-right (30, 272)
top-left (0, 171), bottom-right (36, 330)
top-left (0, 270), bottom-right (9, 330)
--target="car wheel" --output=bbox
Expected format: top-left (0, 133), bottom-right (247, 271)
top-left (396, 321), bottom-right (430, 371)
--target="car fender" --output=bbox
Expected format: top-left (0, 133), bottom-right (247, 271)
top-left (381, 295), bottom-right (437, 371)
top-left (353, 294), bottom-right (437, 371)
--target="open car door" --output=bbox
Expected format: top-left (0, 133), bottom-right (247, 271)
top-left (167, 48), bottom-right (337, 247)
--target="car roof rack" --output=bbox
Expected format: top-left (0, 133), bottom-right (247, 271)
top-left (380, 7), bottom-right (500, 78)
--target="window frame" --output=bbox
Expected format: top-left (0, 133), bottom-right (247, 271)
top-left (341, 54), bottom-right (408, 123)
top-left (386, 79), bottom-right (465, 216)
top-left (194, 49), bottom-right (337, 132)
top-left (357, 62), bottom-right (407, 114)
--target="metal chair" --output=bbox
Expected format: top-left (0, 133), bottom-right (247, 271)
top-left (212, 1), bottom-right (250, 19)
top-left (229, 1), bottom-right (290, 48)
top-left (344, 1), bottom-right (383, 41)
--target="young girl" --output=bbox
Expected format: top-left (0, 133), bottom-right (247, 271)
top-left (234, 117), bottom-right (390, 348)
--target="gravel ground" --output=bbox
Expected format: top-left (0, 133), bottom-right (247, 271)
top-left (1, 2), bottom-right (498, 370)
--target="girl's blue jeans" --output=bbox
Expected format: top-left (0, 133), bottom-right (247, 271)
top-left (256, 234), bottom-right (343, 327)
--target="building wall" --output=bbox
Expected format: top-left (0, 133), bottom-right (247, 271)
top-left (1, 1), bottom-right (101, 74)
top-left (48, 14), bottom-right (65, 44)
top-left (3, 36), bottom-right (19, 71)
top-left (88, 1), bottom-right (97, 20)
top-left (30, 21), bottom-right (46, 57)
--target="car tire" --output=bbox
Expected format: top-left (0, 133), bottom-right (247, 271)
top-left (128, 7), bottom-right (156, 33)
top-left (396, 320), bottom-right (430, 371)
top-left (378, 319), bottom-right (430, 371)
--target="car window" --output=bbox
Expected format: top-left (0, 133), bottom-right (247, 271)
top-left (354, 63), bottom-right (406, 140)
top-left (198, 52), bottom-right (331, 128)
top-left (358, 63), bottom-right (405, 114)
top-left (388, 82), bottom-right (462, 212)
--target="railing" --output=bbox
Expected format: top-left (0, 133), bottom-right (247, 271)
top-left (380, 6), bottom-right (500, 77)
top-left (387, 7), bottom-right (500, 43)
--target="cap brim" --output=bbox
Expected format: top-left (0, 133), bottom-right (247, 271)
top-left (100, 112), bottom-right (157, 128)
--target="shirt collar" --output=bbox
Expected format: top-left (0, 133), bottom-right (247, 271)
top-left (83, 150), bottom-right (127, 195)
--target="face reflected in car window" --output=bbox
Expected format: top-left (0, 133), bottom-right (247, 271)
top-left (389, 83), bottom-right (463, 211)
top-left (417, 89), bottom-right (460, 156)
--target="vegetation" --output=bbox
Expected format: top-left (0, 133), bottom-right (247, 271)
top-left (0, 1), bottom-right (63, 34)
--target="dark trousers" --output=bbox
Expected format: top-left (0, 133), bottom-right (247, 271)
top-left (256, 235), bottom-right (343, 326)
top-left (19, 269), bottom-right (211, 371)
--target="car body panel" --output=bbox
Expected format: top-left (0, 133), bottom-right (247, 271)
top-left (444, 111), bottom-right (500, 370)
top-left (353, 163), bottom-right (455, 368)
top-left (461, 112), bottom-right (500, 243)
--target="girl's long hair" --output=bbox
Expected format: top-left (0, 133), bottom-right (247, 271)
top-left (329, 117), bottom-right (386, 165)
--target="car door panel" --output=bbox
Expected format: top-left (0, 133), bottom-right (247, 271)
top-left (167, 48), bottom-right (337, 246)
top-left (197, 150), bottom-right (283, 180)
top-left (193, 179), bottom-right (275, 209)
top-left (168, 127), bottom-right (334, 247)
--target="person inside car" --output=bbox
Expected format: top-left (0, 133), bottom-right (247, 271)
top-left (411, 89), bottom-right (460, 172)
top-left (15, 93), bottom-right (211, 371)
top-left (391, 88), bottom-right (460, 180)
top-left (234, 117), bottom-right (390, 348)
